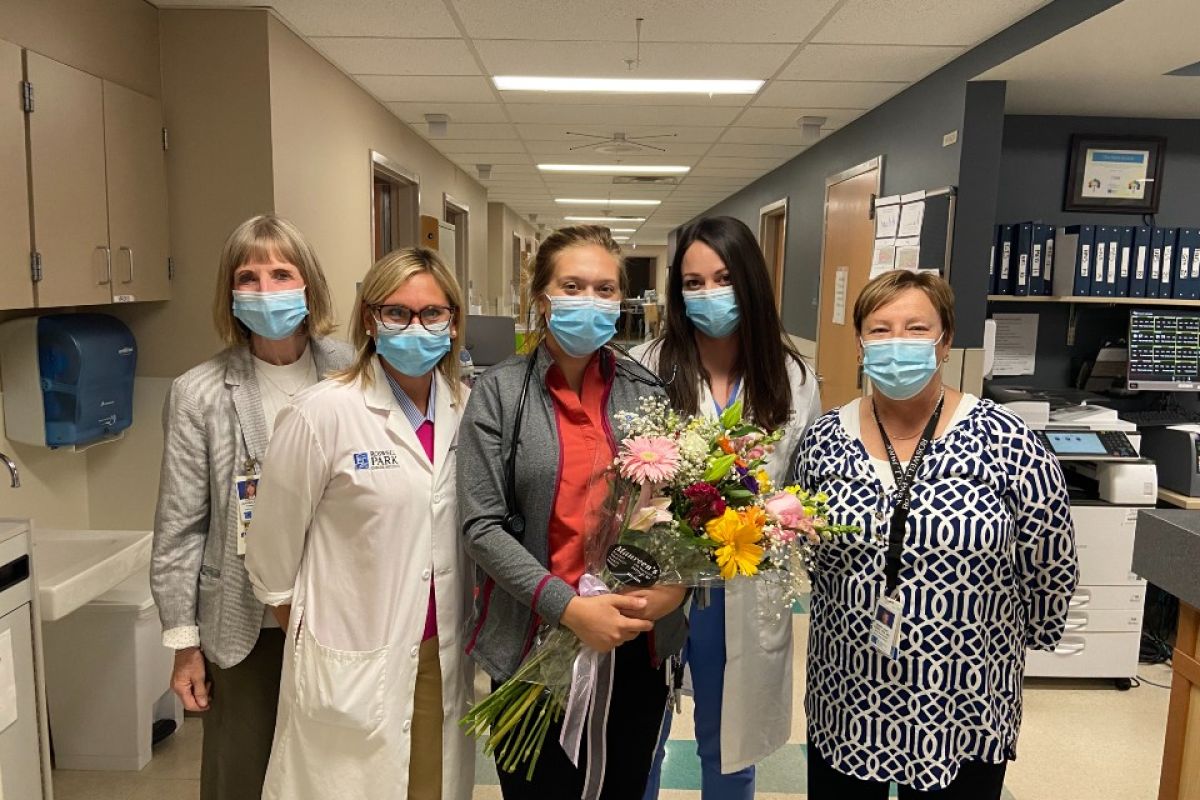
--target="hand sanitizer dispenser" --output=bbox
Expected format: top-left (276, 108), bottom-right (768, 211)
top-left (0, 313), bottom-right (137, 449)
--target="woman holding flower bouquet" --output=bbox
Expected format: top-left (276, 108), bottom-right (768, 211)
top-left (458, 225), bottom-right (689, 799)
top-left (633, 215), bottom-right (821, 800)
top-left (793, 271), bottom-right (1077, 798)
top-left (245, 248), bottom-right (474, 800)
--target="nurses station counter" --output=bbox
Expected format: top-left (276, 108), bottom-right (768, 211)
top-left (1132, 510), bottom-right (1200, 800)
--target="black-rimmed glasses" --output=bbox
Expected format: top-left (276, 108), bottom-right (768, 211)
top-left (370, 304), bottom-right (456, 333)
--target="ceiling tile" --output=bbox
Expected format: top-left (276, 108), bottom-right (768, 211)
top-left (454, 0), bottom-right (840, 43)
top-left (387, 102), bottom-right (509, 123)
top-left (270, 0), bottom-right (460, 37)
top-left (411, 122), bottom-right (517, 140)
top-left (754, 79), bottom-right (907, 108)
top-left (523, 140), bottom-right (710, 157)
top-left (309, 37), bottom-right (479, 75)
top-left (698, 156), bottom-right (783, 170)
top-left (780, 43), bottom-right (965, 81)
top-left (708, 142), bottom-right (804, 159)
top-left (436, 139), bottom-right (528, 154)
top-left (357, 75), bottom-right (495, 102)
top-left (720, 126), bottom-right (814, 144)
top-left (446, 152), bottom-right (532, 165)
top-left (514, 124), bottom-right (724, 144)
top-left (688, 166), bottom-right (769, 178)
top-left (505, 103), bottom-right (743, 127)
top-left (812, 0), bottom-right (1051, 46)
top-left (736, 106), bottom-right (864, 128)
top-left (474, 40), bottom-right (795, 79)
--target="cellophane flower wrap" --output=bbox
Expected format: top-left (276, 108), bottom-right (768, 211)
top-left (461, 396), bottom-right (857, 779)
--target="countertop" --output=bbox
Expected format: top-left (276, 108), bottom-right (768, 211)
top-left (1133, 509), bottom-right (1200, 609)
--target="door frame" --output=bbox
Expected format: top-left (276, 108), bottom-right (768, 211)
top-left (443, 192), bottom-right (470, 292)
top-left (815, 155), bottom-right (884, 390)
top-left (370, 150), bottom-right (420, 256)
top-left (758, 198), bottom-right (788, 311)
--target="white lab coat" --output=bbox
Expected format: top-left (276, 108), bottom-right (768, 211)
top-left (246, 362), bottom-right (473, 800)
top-left (631, 342), bottom-right (822, 772)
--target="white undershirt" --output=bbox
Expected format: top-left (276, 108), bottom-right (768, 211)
top-left (253, 347), bottom-right (318, 628)
top-left (840, 394), bottom-right (979, 489)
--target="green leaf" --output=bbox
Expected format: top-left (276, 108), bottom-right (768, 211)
top-left (727, 424), bottom-right (759, 438)
top-left (677, 520), bottom-right (695, 538)
top-left (704, 453), bottom-right (737, 483)
top-left (720, 400), bottom-right (744, 430)
top-left (725, 488), bottom-right (755, 502)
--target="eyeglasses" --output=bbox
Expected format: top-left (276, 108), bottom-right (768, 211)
top-left (370, 304), bottom-right (456, 333)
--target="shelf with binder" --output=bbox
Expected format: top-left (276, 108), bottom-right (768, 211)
top-left (987, 295), bottom-right (1200, 307)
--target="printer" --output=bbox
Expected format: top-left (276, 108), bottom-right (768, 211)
top-left (1138, 425), bottom-right (1200, 497)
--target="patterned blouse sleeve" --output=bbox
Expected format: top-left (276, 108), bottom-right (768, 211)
top-left (1007, 421), bottom-right (1080, 650)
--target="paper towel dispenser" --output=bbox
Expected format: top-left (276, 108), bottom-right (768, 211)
top-left (0, 314), bottom-right (137, 449)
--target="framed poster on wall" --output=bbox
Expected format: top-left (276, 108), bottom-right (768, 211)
top-left (1064, 134), bottom-right (1166, 214)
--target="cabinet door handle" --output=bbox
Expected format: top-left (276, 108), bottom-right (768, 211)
top-left (119, 246), bottom-right (134, 284)
top-left (96, 246), bottom-right (112, 286)
top-left (1053, 641), bottom-right (1086, 655)
top-left (1069, 589), bottom-right (1092, 608)
top-left (1064, 613), bottom-right (1088, 631)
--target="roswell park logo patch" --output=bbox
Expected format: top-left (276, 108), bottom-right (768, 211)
top-left (353, 450), bottom-right (402, 470)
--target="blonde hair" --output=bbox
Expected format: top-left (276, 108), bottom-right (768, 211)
top-left (853, 270), bottom-right (956, 340)
top-left (212, 215), bottom-right (337, 346)
top-left (524, 225), bottom-right (624, 351)
top-left (337, 247), bottom-right (465, 400)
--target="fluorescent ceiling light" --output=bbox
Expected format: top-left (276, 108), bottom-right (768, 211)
top-left (609, 228), bottom-right (638, 233)
top-left (538, 164), bottom-right (690, 175)
top-left (556, 198), bottom-right (661, 206)
top-left (495, 76), bottom-right (763, 94)
top-left (613, 237), bottom-right (631, 242)
top-left (564, 216), bottom-right (647, 223)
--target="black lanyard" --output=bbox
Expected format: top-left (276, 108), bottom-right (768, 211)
top-left (872, 392), bottom-right (945, 595)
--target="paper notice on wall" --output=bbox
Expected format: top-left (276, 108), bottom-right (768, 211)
top-left (897, 201), bottom-right (925, 238)
top-left (0, 628), bottom-right (16, 735)
top-left (832, 267), bottom-right (849, 325)
top-left (895, 237), bottom-right (921, 272)
top-left (870, 239), bottom-right (897, 278)
top-left (991, 313), bottom-right (1039, 376)
top-left (874, 202), bottom-right (901, 239)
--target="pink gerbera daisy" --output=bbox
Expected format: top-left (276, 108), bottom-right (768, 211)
top-left (618, 436), bottom-right (681, 485)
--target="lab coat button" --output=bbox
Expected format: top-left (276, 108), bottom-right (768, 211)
top-left (422, 569), bottom-right (431, 580)
top-left (403, 719), bottom-right (412, 733)
top-left (410, 645), bottom-right (419, 658)
top-left (433, 492), bottom-right (442, 503)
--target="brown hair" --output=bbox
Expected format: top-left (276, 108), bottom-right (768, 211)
top-left (336, 247), bottom-right (465, 401)
top-left (853, 270), bottom-right (956, 340)
top-left (212, 215), bottom-right (337, 346)
top-left (654, 216), bottom-right (808, 431)
top-left (524, 225), bottom-right (625, 350)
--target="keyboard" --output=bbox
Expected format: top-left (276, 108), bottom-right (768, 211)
top-left (1120, 410), bottom-right (1200, 427)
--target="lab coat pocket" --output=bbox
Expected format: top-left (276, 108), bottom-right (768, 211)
top-left (750, 580), bottom-right (793, 654)
top-left (295, 626), bottom-right (389, 733)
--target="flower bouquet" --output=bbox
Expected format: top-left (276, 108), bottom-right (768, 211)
top-left (461, 397), bottom-right (856, 780)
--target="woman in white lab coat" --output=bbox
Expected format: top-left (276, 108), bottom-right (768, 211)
top-left (246, 247), bottom-right (473, 800)
top-left (633, 216), bottom-right (821, 800)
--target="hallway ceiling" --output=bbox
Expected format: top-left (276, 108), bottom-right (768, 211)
top-left (152, 0), bottom-right (1051, 244)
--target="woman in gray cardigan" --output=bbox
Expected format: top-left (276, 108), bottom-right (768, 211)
top-left (458, 225), bottom-right (688, 799)
top-left (150, 215), bottom-right (352, 800)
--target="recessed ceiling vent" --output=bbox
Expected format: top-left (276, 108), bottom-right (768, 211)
top-left (612, 175), bottom-right (679, 185)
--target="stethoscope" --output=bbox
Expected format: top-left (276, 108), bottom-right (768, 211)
top-left (500, 342), bottom-right (675, 540)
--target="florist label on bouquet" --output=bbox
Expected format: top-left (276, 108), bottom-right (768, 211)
top-left (605, 543), bottom-right (661, 587)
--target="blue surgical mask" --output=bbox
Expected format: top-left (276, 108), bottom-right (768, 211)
top-left (232, 288), bottom-right (308, 340)
top-left (546, 295), bottom-right (620, 357)
top-left (683, 286), bottom-right (740, 339)
top-left (375, 327), bottom-right (452, 377)
top-left (860, 336), bottom-right (943, 400)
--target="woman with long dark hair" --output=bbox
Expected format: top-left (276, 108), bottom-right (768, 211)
top-left (634, 216), bottom-right (821, 800)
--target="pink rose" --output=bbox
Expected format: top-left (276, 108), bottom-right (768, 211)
top-left (765, 491), bottom-right (804, 521)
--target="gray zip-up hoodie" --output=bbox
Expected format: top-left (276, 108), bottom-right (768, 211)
top-left (458, 344), bottom-right (688, 681)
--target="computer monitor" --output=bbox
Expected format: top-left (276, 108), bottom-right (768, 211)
top-left (1127, 308), bottom-right (1200, 391)
top-left (464, 315), bottom-right (517, 367)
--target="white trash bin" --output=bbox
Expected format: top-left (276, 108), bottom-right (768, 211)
top-left (42, 565), bottom-right (182, 771)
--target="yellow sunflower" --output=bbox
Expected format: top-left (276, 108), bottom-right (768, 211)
top-left (705, 507), bottom-right (766, 579)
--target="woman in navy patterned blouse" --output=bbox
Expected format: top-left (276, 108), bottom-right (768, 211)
top-left (793, 271), bottom-right (1078, 799)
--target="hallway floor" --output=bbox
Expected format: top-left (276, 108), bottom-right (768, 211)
top-left (52, 607), bottom-right (1172, 799)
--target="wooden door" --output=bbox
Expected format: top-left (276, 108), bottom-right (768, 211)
top-left (27, 52), bottom-right (111, 308)
top-left (0, 41), bottom-right (33, 310)
top-left (816, 159), bottom-right (881, 410)
top-left (104, 80), bottom-right (171, 303)
top-left (759, 201), bottom-right (787, 311)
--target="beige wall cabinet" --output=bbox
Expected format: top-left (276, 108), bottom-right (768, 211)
top-left (0, 40), bottom-right (34, 310)
top-left (21, 51), bottom-right (170, 309)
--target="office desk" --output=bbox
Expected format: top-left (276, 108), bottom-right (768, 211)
top-left (1133, 510), bottom-right (1200, 800)
top-left (1159, 488), bottom-right (1200, 510)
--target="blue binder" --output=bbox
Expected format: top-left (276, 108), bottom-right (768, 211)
top-left (1148, 228), bottom-right (1165, 298)
top-left (1130, 226), bottom-right (1153, 298)
top-left (1175, 229), bottom-right (1199, 300)
top-left (1091, 226), bottom-right (1113, 296)
top-left (995, 224), bottom-right (1015, 296)
top-left (1115, 226), bottom-right (1134, 297)
top-left (1014, 223), bottom-right (1033, 297)
top-left (1187, 229), bottom-right (1200, 300)
top-left (1160, 228), bottom-right (1178, 299)
top-left (1030, 224), bottom-right (1051, 297)
top-left (1042, 226), bottom-right (1056, 296)
top-left (1054, 225), bottom-right (1094, 297)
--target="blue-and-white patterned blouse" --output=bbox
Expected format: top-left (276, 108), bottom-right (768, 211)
top-left (793, 397), bottom-right (1078, 791)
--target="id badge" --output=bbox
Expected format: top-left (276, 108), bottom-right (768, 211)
top-left (869, 592), bottom-right (904, 660)
top-left (235, 474), bottom-right (259, 556)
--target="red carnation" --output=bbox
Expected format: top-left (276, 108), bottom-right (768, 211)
top-left (683, 482), bottom-right (726, 529)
